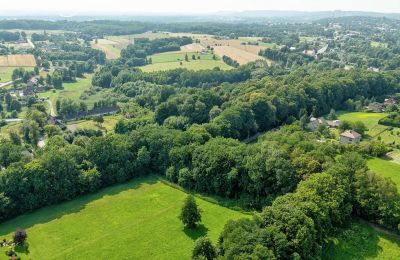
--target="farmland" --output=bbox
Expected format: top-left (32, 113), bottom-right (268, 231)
top-left (91, 39), bottom-right (122, 59)
top-left (141, 59), bottom-right (232, 72)
top-left (323, 219), bottom-right (400, 259)
top-left (0, 54), bottom-right (36, 67)
top-left (0, 176), bottom-right (248, 260)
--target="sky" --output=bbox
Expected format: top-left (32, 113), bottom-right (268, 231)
top-left (2, 0), bottom-right (400, 15)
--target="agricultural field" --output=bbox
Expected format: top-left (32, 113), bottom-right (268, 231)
top-left (238, 37), bottom-right (279, 48)
top-left (149, 52), bottom-right (214, 63)
top-left (0, 67), bottom-right (20, 83)
top-left (141, 59), bottom-right (232, 72)
top-left (0, 176), bottom-right (248, 260)
top-left (0, 54), bottom-right (36, 67)
top-left (336, 111), bottom-right (387, 129)
top-left (66, 114), bottom-right (123, 133)
top-left (368, 157), bottom-right (400, 189)
top-left (198, 38), bottom-right (271, 65)
top-left (37, 75), bottom-right (93, 115)
top-left (323, 219), bottom-right (400, 260)
top-left (91, 39), bottom-right (123, 59)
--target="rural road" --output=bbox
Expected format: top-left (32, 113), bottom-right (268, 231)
top-left (47, 100), bottom-right (56, 117)
top-left (5, 118), bottom-right (23, 123)
top-left (0, 80), bottom-right (15, 88)
top-left (27, 38), bottom-right (35, 49)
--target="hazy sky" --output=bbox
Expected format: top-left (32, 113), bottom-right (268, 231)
top-left (2, 0), bottom-right (400, 15)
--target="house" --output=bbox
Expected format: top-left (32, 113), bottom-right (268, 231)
top-left (369, 102), bottom-right (383, 113)
top-left (340, 130), bottom-right (362, 144)
top-left (309, 117), bottom-right (327, 131)
top-left (27, 77), bottom-right (38, 88)
top-left (384, 98), bottom-right (396, 106)
top-left (303, 49), bottom-right (316, 57)
top-left (327, 120), bottom-right (342, 128)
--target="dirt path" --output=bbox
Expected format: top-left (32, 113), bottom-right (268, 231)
top-left (360, 218), bottom-right (400, 240)
top-left (47, 100), bottom-right (56, 117)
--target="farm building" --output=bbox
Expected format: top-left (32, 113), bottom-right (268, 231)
top-left (340, 130), bottom-right (361, 144)
top-left (309, 117), bottom-right (327, 131)
top-left (368, 102), bottom-right (383, 113)
top-left (327, 120), bottom-right (341, 128)
top-left (384, 98), bottom-right (396, 106)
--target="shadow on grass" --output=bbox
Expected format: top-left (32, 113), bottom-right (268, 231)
top-left (322, 219), bottom-right (400, 260)
top-left (183, 224), bottom-right (209, 241)
top-left (0, 175), bottom-right (159, 236)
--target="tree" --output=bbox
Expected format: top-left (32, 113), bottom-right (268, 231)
top-left (352, 121), bottom-right (367, 136)
top-left (327, 109), bottom-right (337, 120)
top-left (180, 195), bottom-right (201, 228)
top-left (185, 53), bottom-right (189, 62)
top-left (13, 228), bottom-right (27, 245)
top-left (9, 132), bottom-right (21, 146)
top-left (192, 237), bottom-right (217, 260)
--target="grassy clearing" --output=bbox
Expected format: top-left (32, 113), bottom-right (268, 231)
top-left (67, 115), bottom-right (123, 133)
top-left (149, 52), bottom-right (214, 63)
top-left (0, 67), bottom-right (34, 83)
top-left (0, 122), bottom-right (21, 138)
top-left (336, 111), bottom-right (400, 145)
top-left (141, 59), bottom-right (232, 72)
top-left (37, 75), bottom-right (93, 114)
top-left (371, 41), bottom-right (388, 48)
top-left (368, 157), bottom-right (400, 189)
top-left (337, 111), bottom-right (388, 129)
top-left (0, 175), bottom-right (247, 260)
top-left (323, 219), bottom-right (400, 259)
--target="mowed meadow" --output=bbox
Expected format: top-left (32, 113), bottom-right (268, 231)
top-left (0, 176), bottom-right (248, 260)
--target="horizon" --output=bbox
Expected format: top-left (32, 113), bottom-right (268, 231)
top-left (1, 0), bottom-right (400, 17)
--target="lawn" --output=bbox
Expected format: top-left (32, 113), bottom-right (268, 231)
top-left (67, 115), bottom-right (123, 133)
top-left (141, 60), bottom-right (232, 72)
top-left (323, 219), bottom-right (400, 259)
top-left (337, 111), bottom-right (388, 129)
top-left (368, 157), bottom-right (400, 189)
top-left (37, 75), bottom-right (93, 115)
top-left (149, 52), bottom-right (215, 63)
top-left (0, 176), bottom-right (248, 260)
top-left (0, 122), bottom-right (21, 138)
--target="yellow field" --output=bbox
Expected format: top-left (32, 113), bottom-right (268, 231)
top-left (0, 54), bottom-right (36, 67)
top-left (198, 38), bottom-right (270, 65)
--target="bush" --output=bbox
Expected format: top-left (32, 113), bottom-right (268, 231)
top-left (192, 237), bottom-right (217, 260)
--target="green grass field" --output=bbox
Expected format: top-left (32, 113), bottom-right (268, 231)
top-left (368, 157), bottom-right (400, 189)
top-left (67, 115), bottom-right (123, 133)
top-left (323, 219), bottom-right (400, 259)
top-left (37, 75), bottom-right (93, 114)
top-left (149, 52), bottom-right (214, 63)
top-left (0, 176), bottom-right (248, 260)
top-left (371, 41), bottom-right (388, 48)
top-left (141, 60), bottom-right (232, 72)
top-left (337, 111), bottom-right (388, 129)
top-left (0, 67), bottom-right (34, 83)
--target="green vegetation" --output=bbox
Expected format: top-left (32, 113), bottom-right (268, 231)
top-left (337, 111), bottom-right (388, 129)
top-left (141, 59), bottom-right (232, 72)
top-left (323, 220), bottom-right (400, 259)
top-left (0, 176), bottom-right (247, 260)
top-left (371, 41), bottom-right (389, 48)
top-left (37, 75), bottom-right (93, 114)
top-left (149, 52), bottom-right (214, 63)
top-left (368, 157), bottom-right (400, 189)
top-left (67, 115), bottom-right (123, 133)
top-left (0, 67), bottom-right (33, 83)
